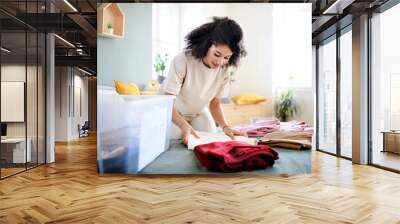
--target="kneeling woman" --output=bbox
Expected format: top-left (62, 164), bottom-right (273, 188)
top-left (163, 17), bottom-right (247, 144)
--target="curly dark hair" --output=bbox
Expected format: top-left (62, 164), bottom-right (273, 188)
top-left (184, 17), bottom-right (247, 67)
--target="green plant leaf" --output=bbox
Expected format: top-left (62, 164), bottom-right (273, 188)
top-left (154, 53), bottom-right (169, 75)
top-left (274, 88), bottom-right (298, 122)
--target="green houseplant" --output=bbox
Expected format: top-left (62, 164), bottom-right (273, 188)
top-left (224, 68), bottom-right (237, 103)
top-left (274, 89), bottom-right (298, 122)
top-left (106, 22), bottom-right (114, 34)
top-left (154, 53), bottom-right (168, 84)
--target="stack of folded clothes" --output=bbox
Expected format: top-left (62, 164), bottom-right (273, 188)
top-left (234, 118), bottom-right (280, 137)
top-left (194, 141), bottom-right (279, 172)
top-left (280, 120), bottom-right (314, 133)
top-left (258, 131), bottom-right (312, 150)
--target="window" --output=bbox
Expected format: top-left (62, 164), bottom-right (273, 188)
top-left (317, 37), bottom-right (337, 154)
top-left (152, 4), bottom-right (181, 80)
top-left (272, 4), bottom-right (312, 90)
top-left (371, 2), bottom-right (400, 171)
top-left (390, 74), bottom-right (400, 130)
top-left (152, 4), bottom-right (232, 81)
top-left (340, 29), bottom-right (352, 158)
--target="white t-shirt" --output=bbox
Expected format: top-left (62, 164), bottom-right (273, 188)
top-left (163, 51), bottom-right (230, 117)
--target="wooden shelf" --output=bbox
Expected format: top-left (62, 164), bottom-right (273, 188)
top-left (97, 32), bottom-right (124, 39)
top-left (97, 3), bottom-right (125, 38)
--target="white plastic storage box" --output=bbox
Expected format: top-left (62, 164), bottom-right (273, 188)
top-left (97, 87), bottom-right (174, 174)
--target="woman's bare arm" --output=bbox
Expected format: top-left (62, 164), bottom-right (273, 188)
top-left (209, 97), bottom-right (246, 138)
top-left (209, 97), bottom-right (228, 128)
top-left (166, 93), bottom-right (199, 144)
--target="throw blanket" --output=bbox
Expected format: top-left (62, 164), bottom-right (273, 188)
top-left (194, 141), bottom-right (279, 172)
top-left (280, 121), bottom-right (314, 133)
top-left (235, 118), bottom-right (280, 137)
top-left (258, 131), bottom-right (312, 150)
top-left (234, 118), bottom-right (314, 137)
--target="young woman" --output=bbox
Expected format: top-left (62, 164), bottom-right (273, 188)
top-left (163, 17), bottom-right (247, 144)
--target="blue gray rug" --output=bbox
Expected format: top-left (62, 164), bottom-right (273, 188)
top-left (140, 140), bottom-right (311, 175)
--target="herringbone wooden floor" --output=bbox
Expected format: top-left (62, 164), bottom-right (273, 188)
top-left (1, 135), bottom-right (400, 224)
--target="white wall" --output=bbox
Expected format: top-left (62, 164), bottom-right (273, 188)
top-left (293, 88), bottom-right (314, 125)
top-left (71, 74), bottom-right (89, 138)
top-left (1, 65), bottom-right (41, 137)
top-left (55, 67), bottom-right (89, 141)
top-left (179, 4), bottom-right (229, 47)
top-left (98, 4), bottom-right (153, 88)
top-left (55, 67), bottom-right (69, 141)
top-left (227, 4), bottom-right (274, 111)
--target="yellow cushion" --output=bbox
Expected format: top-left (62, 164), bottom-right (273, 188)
top-left (114, 80), bottom-right (140, 95)
top-left (231, 93), bottom-right (266, 105)
top-left (145, 79), bottom-right (160, 93)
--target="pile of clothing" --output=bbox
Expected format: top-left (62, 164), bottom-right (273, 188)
top-left (192, 118), bottom-right (314, 172)
top-left (232, 117), bottom-right (313, 150)
top-left (234, 118), bottom-right (280, 137)
top-left (280, 120), bottom-right (314, 133)
top-left (258, 131), bottom-right (312, 150)
top-left (234, 118), bottom-right (313, 136)
top-left (194, 141), bottom-right (279, 173)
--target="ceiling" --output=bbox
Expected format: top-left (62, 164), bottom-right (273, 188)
top-left (0, 0), bottom-right (96, 75)
top-left (310, 0), bottom-right (391, 44)
top-left (0, 0), bottom-right (395, 75)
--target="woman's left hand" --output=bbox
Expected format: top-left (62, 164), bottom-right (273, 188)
top-left (223, 126), bottom-right (247, 139)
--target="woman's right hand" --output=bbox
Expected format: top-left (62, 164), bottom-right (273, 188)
top-left (180, 124), bottom-right (199, 145)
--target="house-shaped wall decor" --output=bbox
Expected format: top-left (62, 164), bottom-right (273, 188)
top-left (97, 3), bottom-right (125, 38)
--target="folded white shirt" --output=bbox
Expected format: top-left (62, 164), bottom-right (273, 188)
top-left (187, 131), bottom-right (256, 150)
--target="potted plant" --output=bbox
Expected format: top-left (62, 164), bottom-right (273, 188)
top-left (106, 22), bottom-right (114, 34)
top-left (274, 88), bottom-right (298, 122)
top-left (154, 53), bottom-right (168, 84)
top-left (221, 68), bottom-right (237, 104)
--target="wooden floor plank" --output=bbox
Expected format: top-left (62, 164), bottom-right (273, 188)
top-left (0, 135), bottom-right (400, 223)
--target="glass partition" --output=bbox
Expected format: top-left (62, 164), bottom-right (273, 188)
top-left (0, 1), bottom-right (46, 179)
top-left (317, 36), bottom-right (337, 155)
top-left (340, 29), bottom-right (352, 158)
top-left (371, 3), bottom-right (400, 171)
top-left (1, 30), bottom-right (28, 177)
top-left (38, 32), bottom-right (45, 165)
top-left (27, 31), bottom-right (38, 169)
